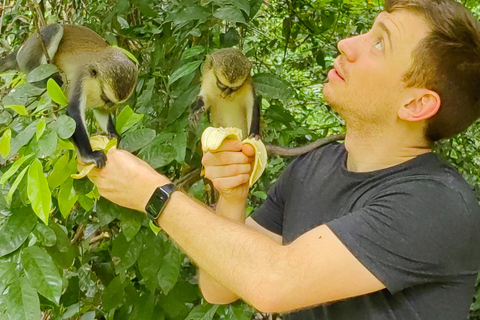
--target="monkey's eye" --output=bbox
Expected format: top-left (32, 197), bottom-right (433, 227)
top-left (90, 68), bottom-right (98, 77)
top-left (216, 80), bottom-right (228, 91)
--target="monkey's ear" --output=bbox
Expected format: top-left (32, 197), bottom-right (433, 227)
top-left (89, 66), bottom-right (98, 78)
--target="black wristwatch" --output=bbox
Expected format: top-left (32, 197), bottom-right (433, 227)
top-left (145, 183), bottom-right (176, 223)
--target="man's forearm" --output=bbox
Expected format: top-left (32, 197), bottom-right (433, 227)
top-left (197, 195), bottom-right (246, 304)
top-left (157, 191), bottom-right (286, 310)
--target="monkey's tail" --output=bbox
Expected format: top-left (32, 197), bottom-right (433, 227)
top-left (266, 134), bottom-right (345, 156)
top-left (0, 50), bottom-right (19, 73)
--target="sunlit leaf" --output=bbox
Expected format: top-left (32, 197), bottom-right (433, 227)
top-left (58, 177), bottom-right (78, 218)
top-left (4, 105), bottom-right (27, 115)
top-left (47, 78), bottom-right (68, 106)
top-left (27, 159), bottom-right (51, 225)
top-left (4, 277), bottom-right (40, 320)
top-left (0, 128), bottom-right (12, 158)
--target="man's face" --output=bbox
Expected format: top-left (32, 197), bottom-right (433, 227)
top-left (323, 10), bottom-right (431, 129)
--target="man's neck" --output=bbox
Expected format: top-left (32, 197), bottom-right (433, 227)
top-left (344, 128), bottom-right (432, 173)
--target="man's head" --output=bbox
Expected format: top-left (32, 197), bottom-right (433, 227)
top-left (324, 0), bottom-right (480, 142)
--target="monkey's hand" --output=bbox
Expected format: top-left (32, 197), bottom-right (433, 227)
top-left (248, 133), bottom-right (261, 141)
top-left (73, 136), bottom-right (117, 178)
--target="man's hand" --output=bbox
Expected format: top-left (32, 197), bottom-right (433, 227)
top-left (87, 148), bottom-right (170, 212)
top-left (202, 139), bottom-right (254, 203)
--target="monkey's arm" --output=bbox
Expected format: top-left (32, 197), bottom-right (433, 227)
top-left (266, 134), bottom-right (345, 156)
top-left (67, 87), bottom-right (107, 168)
top-left (249, 94), bottom-right (261, 139)
top-left (189, 96), bottom-right (208, 126)
top-left (0, 49), bottom-right (19, 73)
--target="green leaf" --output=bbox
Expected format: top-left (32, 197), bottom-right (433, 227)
top-left (181, 46), bottom-right (205, 59)
top-left (36, 118), bottom-right (46, 140)
top-left (0, 128), bottom-right (11, 158)
top-left (95, 198), bottom-right (121, 226)
top-left (138, 143), bottom-right (177, 169)
top-left (115, 106), bottom-right (144, 134)
top-left (21, 246), bottom-right (62, 305)
top-left (169, 60), bottom-right (202, 85)
top-left (119, 128), bottom-right (156, 152)
top-left (138, 231), bottom-right (164, 291)
top-left (0, 262), bottom-right (17, 293)
top-left (27, 159), bottom-right (52, 225)
top-left (32, 223), bottom-right (56, 247)
top-left (58, 177), bottom-right (78, 218)
top-left (213, 6), bottom-right (246, 24)
top-left (103, 276), bottom-right (125, 310)
top-left (0, 207), bottom-right (37, 257)
top-left (185, 304), bottom-right (220, 320)
top-left (4, 105), bottom-right (27, 115)
top-left (214, 0), bottom-right (250, 14)
top-left (47, 154), bottom-right (74, 189)
top-left (173, 131), bottom-right (188, 163)
top-left (119, 208), bottom-right (144, 242)
top-left (111, 231), bottom-right (143, 273)
top-left (38, 131), bottom-right (57, 157)
top-left (130, 292), bottom-right (155, 320)
top-left (157, 241), bottom-right (182, 294)
top-left (50, 115), bottom-right (76, 139)
top-left (166, 84), bottom-right (199, 125)
top-left (1, 155), bottom-right (33, 186)
top-left (27, 64), bottom-right (58, 83)
top-left (47, 78), bottom-right (68, 106)
top-left (253, 73), bottom-right (294, 103)
top-left (4, 277), bottom-right (40, 320)
top-left (8, 121), bottom-right (38, 158)
top-left (7, 166), bottom-right (28, 204)
top-left (45, 223), bottom-right (77, 269)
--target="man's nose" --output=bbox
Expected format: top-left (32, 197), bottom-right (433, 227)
top-left (337, 35), bottom-right (363, 62)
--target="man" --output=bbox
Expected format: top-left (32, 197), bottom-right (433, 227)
top-left (88, 0), bottom-right (480, 319)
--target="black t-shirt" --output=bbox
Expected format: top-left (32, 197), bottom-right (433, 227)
top-left (251, 143), bottom-right (480, 320)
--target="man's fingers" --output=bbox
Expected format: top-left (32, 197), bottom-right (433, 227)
top-left (204, 163), bottom-right (252, 179)
top-left (212, 174), bottom-right (250, 190)
top-left (211, 139), bottom-right (243, 152)
top-left (242, 143), bottom-right (255, 157)
top-left (202, 150), bottom-right (252, 166)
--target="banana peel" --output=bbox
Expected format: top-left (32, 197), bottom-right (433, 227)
top-left (72, 136), bottom-right (118, 179)
top-left (201, 126), bottom-right (267, 186)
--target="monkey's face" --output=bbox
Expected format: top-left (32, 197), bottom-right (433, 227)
top-left (215, 71), bottom-right (247, 98)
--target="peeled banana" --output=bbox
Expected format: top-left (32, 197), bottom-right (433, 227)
top-left (201, 126), bottom-right (267, 186)
top-left (72, 136), bottom-right (117, 179)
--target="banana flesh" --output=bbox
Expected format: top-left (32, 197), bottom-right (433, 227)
top-left (72, 136), bottom-right (117, 179)
top-left (201, 126), bottom-right (267, 186)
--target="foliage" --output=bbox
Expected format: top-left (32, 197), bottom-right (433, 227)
top-left (1, 0), bottom-right (480, 319)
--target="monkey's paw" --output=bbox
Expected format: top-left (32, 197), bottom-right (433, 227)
top-left (72, 136), bottom-right (117, 179)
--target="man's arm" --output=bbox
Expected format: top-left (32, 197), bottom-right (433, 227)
top-left (89, 148), bottom-right (385, 313)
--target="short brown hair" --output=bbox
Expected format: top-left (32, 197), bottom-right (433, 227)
top-left (385, 0), bottom-right (480, 141)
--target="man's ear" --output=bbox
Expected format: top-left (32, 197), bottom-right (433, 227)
top-left (398, 89), bottom-right (441, 121)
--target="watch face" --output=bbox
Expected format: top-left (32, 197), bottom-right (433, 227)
top-left (146, 184), bottom-right (175, 220)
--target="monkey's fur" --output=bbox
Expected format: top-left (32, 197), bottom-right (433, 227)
top-left (0, 23), bottom-right (138, 167)
top-left (191, 48), bottom-right (344, 156)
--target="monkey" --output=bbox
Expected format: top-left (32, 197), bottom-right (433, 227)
top-left (190, 47), bottom-right (344, 157)
top-left (0, 23), bottom-right (138, 168)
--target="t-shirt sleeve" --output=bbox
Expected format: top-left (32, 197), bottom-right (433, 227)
top-left (250, 156), bottom-right (303, 236)
top-left (327, 178), bottom-right (480, 294)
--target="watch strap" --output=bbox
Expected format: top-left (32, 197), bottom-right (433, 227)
top-left (145, 183), bottom-right (176, 222)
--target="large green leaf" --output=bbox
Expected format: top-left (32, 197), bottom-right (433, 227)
top-left (45, 223), bottom-right (77, 269)
top-left (119, 208), bottom-right (144, 242)
top-left (32, 223), bottom-right (56, 247)
top-left (0, 262), bottom-right (17, 293)
top-left (50, 115), bottom-right (76, 139)
top-left (47, 78), bottom-right (68, 106)
top-left (111, 231), bottom-right (143, 273)
top-left (27, 64), bottom-right (59, 83)
top-left (95, 198), bottom-right (121, 226)
top-left (8, 121), bottom-right (38, 159)
top-left (1, 155), bottom-right (33, 186)
top-left (38, 131), bottom-right (58, 157)
top-left (213, 6), bottom-right (246, 24)
top-left (185, 304), bottom-right (219, 320)
top-left (3, 277), bottom-right (40, 320)
top-left (0, 128), bottom-right (11, 158)
top-left (36, 118), bottom-right (46, 140)
top-left (137, 230), bottom-right (164, 291)
top-left (27, 159), bottom-right (51, 225)
top-left (253, 73), bottom-right (294, 103)
top-left (116, 106), bottom-right (144, 134)
top-left (21, 246), bottom-right (62, 305)
top-left (47, 153), bottom-right (71, 189)
top-left (157, 241), bottom-right (182, 295)
top-left (169, 60), bottom-right (202, 85)
top-left (58, 177), bottom-right (78, 218)
top-left (119, 128), bottom-right (156, 152)
top-left (214, 0), bottom-right (250, 14)
top-left (6, 166), bottom-right (28, 204)
top-left (103, 276), bottom-right (125, 311)
top-left (0, 207), bottom-right (37, 257)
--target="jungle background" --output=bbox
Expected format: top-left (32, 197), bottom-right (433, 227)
top-left (1, 0), bottom-right (480, 319)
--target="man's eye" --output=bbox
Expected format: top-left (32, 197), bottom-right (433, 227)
top-left (374, 39), bottom-right (384, 51)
